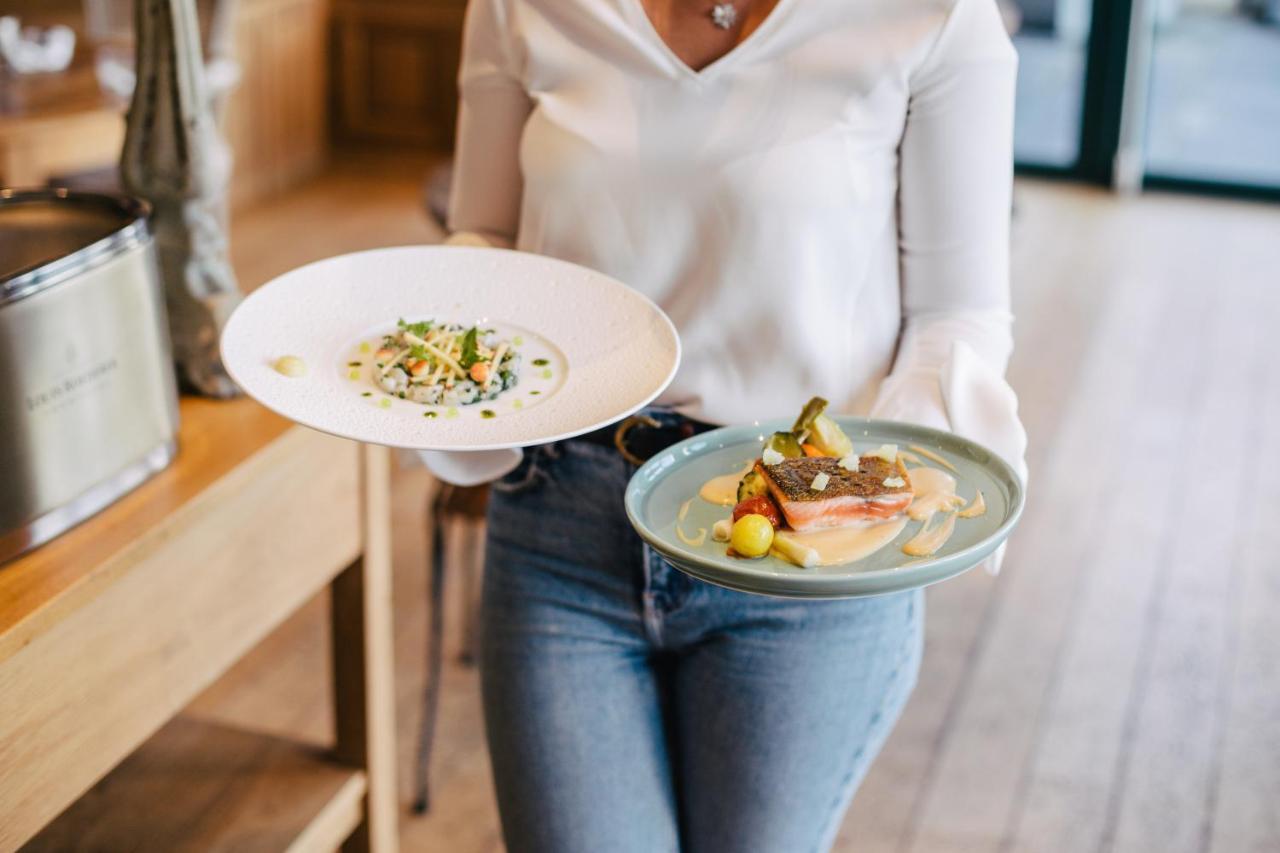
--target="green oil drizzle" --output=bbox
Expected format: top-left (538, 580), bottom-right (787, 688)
top-left (513, 399), bottom-right (523, 410)
top-left (348, 369), bottom-right (361, 380)
top-left (359, 342), bottom-right (372, 354)
top-left (513, 336), bottom-right (524, 346)
top-left (541, 368), bottom-right (553, 379)
top-left (379, 398), bottom-right (392, 409)
top-left (445, 407), bottom-right (459, 419)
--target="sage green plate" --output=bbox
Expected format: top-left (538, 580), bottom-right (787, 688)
top-left (624, 418), bottom-right (1025, 599)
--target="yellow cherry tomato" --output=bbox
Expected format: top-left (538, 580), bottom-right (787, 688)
top-left (730, 514), bottom-right (774, 558)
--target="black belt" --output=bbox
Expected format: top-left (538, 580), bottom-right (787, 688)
top-left (574, 412), bottom-right (718, 465)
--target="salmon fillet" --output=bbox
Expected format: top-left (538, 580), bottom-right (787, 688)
top-left (759, 457), bottom-right (913, 532)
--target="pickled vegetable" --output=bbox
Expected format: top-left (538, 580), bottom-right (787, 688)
top-left (809, 413), bottom-right (854, 458)
top-left (730, 514), bottom-right (774, 558)
top-left (790, 396), bottom-right (829, 437)
top-left (765, 431), bottom-right (804, 459)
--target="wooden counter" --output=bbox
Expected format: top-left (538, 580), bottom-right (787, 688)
top-left (0, 397), bottom-right (398, 852)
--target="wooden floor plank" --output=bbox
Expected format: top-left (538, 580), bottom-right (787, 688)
top-left (999, 201), bottom-right (1266, 853)
top-left (896, 195), bottom-right (1207, 853)
top-left (1206, 276), bottom-right (1280, 853)
top-left (1100, 207), bottom-right (1277, 853)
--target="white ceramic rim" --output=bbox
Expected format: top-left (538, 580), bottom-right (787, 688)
top-left (220, 245), bottom-right (682, 450)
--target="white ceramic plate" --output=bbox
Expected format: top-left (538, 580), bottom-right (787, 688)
top-left (220, 246), bottom-right (681, 450)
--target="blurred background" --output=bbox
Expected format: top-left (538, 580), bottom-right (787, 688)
top-left (2, 0), bottom-right (1277, 851)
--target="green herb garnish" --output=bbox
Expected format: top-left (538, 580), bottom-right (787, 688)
top-left (361, 391), bottom-right (372, 397)
top-left (532, 358), bottom-right (549, 367)
top-left (348, 361), bottom-right (362, 367)
top-left (458, 327), bottom-right (480, 368)
top-left (530, 390), bottom-right (541, 395)
top-left (398, 318), bottom-right (434, 338)
top-left (481, 409), bottom-right (496, 419)
top-left (424, 411), bottom-right (438, 418)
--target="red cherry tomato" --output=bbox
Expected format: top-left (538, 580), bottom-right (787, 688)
top-left (733, 496), bottom-right (782, 528)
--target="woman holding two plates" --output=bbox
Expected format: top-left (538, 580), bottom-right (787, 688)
top-left (425, 0), bottom-right (1029, 849)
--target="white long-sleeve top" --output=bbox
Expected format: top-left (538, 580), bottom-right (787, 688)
top-left (441, 0), bottom-right (1028, 487)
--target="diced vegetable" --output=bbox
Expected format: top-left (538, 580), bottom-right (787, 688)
top-left (809, 414), bottom-right (854, 458)
top-left (810, 472), bottom-right (830, 491)
top-left (801, 443), bottom-right (823, 458)
top-left (869, 444), bottom-right (899, 463)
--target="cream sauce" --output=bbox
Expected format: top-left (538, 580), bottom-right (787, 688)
top-left (903, 511), bottom-right (957, 557)
top-left (698, 462), bottom-right (755, 507)
top-left (773, 518), bottom-right (908, 568)
top-left (908, 444), bottom-right (958, 472)
top-left (675, 498), bottom-right (708, 547)
top-left (273, 355), bottom-right (307, 377)
top-left (906, 467), bottom-right (964, 521)
top-left (902, 465), bottom-right (967, 556)
top-left (958, 489), bottom-right (987, 519)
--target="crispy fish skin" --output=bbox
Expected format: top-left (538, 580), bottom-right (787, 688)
top-left (759, 457), bottom-right (911, 501)
top-left (759, 456), bottom-right (913, 531)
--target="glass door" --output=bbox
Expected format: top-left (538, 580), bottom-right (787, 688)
top-left (1007, 0), bottom-right (1095, 168)
top-left (1010, 0), bottom-right (1280, 196)
top-left (1140, 0), bottom-right (1280, 191)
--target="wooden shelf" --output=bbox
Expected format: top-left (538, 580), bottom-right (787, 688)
top-left (23, 717), bottom-right (366, 852)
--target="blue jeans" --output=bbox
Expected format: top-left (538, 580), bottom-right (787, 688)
top-left (481, 432), bottom-right (923, 853)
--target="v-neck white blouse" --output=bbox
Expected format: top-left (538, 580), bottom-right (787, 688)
top-left (446, 0), bottom-right (1028, 483)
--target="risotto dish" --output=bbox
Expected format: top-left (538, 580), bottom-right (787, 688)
top-left (372, 318), bottom-right (521, 406)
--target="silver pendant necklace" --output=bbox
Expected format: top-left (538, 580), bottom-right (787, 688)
top-left (710, 2), bottom-right (738, 29)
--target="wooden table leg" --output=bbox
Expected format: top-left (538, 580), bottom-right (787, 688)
top-left (331, 444), bottom-right (398, 852)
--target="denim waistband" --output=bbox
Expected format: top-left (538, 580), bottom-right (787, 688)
top-left (569, 407), bottom-right (718, 463)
